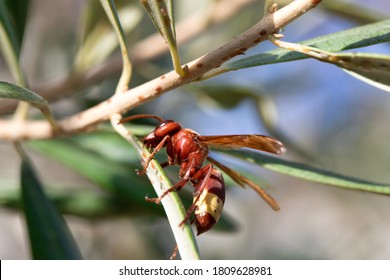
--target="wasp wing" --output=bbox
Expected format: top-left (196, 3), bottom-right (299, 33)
top-left (199, 135), bottom-right (286, 155)
top-left (207, 157), bottom-right (280, 211)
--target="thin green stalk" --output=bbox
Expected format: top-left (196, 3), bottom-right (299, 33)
top-left (141, 0), bottom-right (185, 77)
top-left (99, 0), bottom-right (132, 94)
top-left (102, 0), bottom-right (199, 259)
top-left (110, 114), bottom-right (200, 260)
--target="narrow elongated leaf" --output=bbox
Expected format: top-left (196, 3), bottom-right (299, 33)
top-left (339, 53), bottom-right (390, 92)
top-left (141, 0), bottom-right (185, 76)
top-left (224, 150), bottom-right (390, 196)
top-left (0, 0), bottom-right (29, 84)
top-left (0, 0), bottom-right (20, 56)
top-left (29, 138), bottom-right (163, 215)
top-left (0, 82), bottom-right (59, 129)
top-left (141, 0), bottom-right (175, 42)
top-left (20, 148), bottom-right (82, 259)
top-left (205, 19), bottom-right (390, 78)
top-left (267, 38), bottom-right (390, 92)
top-left (1, 186), bottom-right (145, 218)
top-left (0, 81), bottom-right (48, 108)
top-left (3, 0), bottom-right (30, 51)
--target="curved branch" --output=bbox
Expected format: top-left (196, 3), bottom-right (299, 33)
top-left (0, 0), bottom-right (322, 141)
top-left (0, 0), bottom-right (257, 114)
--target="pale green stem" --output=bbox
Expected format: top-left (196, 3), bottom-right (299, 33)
top-left (110, 114), bottom-right (200, 259)
top-left (102, 0), bottom-right (198, 259)
top-left (100, 0), bottom-right (132, 94)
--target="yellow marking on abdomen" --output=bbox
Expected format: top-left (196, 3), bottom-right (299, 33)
top-left (195, 191), bottom-right (224, 222)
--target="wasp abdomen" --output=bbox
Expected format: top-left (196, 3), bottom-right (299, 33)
top-left (194, 169), bottom-right (225, 235)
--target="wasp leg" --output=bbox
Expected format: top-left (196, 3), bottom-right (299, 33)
top-left (179, 164), bottom-right (213, 227)
top-left (145, 178), bottom-right (188, 204)
top-left (138, 135), bottom-right (170, 175)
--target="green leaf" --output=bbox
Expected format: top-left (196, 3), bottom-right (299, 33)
top-left (0, 0), bottom-right (29, 84)
top-left (3, 0), bottom-right (30, 50)
top-left (71, 130), bottom-right (141, 165)
top-left (204, 19), bottom-right (390, 78)
top-left (0, 185), bottom-right (144, 218)
top-left (141, 0), bottom-right (174, 42)
top-left (19, 146), bottom-right (82, 259)
top-left (0, 81), bottom-right (48, 108)
top-left (0, 82), bottom-right (58, 129)
top-left (225, 150), bottom-right (390, 195)
top-left (29, 138), bottom-right (163, 215)
top-left (266, 38), bottom-right (390, 92)
top-left (339, 53), bottom-right (390, 92)
top-left (141, 0), bottom-right (185, 76)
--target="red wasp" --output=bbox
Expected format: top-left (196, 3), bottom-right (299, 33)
top-left (120, 114), bottom-right (286, 235)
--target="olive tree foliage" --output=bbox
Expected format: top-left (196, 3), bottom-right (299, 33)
top-left (0, 0), bottom-right (389, 259)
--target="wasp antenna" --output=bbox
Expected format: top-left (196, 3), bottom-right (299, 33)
top-left (118, 114), bottom-right (164, 124)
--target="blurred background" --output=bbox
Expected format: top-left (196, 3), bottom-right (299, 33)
top-left (1, 0), bottom-right (390, 259)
